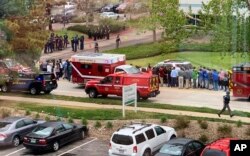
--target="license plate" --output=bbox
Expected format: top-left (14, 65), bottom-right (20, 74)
top-left (118, 149), bottom-right (125, 153)
top-left (30, 139), bottom-right (36, 143)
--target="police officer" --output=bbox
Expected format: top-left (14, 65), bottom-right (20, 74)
top-left (218, 91), bottom-right (234, 118)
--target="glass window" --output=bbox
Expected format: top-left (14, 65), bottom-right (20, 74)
top-left (135, 133), bottom-right (146, 144)
top-left (33, 126), bottom-right (54, 136)
top-left (81, 64), bottom-right (92, 69)
top-left (63, 123), bottom-right (73, 130)
top-left (103, 76), bottom-right (113, 84)
top-left (145, 129), bottom-right (155, 140)
top-left (112, 134), bottom-right (133, 145)
top-left (55, 124), bottom-right (66, 134)
top-left (23, 119), bottom-right (34, 126)
top-left (202, 149), bottom-right (226, 156)
top-left (15, 120), bottom-right (25, 129)
top-left (184, 144), bottom-right (196, 156)
top-left (0, 122), bottom-right (11, 131)
top-left (159, 144), bottom-right (183, 155)
top-left (154, 126), bottom-right (166, 136)
top-left (193, 141), bottom-right (204, 150)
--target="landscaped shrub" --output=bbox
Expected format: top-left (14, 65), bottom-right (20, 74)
top-left (217, 124), bottom-right (232, 137)
top-left (105, 121), bottom-right (113, 129)
top-left (25, 110), bottom-right (31, 116)
top-left (245, 125), bottom-right (250, 136)
top-left (81, 117), bottom-right (88, 125)
top-left (56, 117), bottom-right (61, 121)
top-left (67, 116), bottom-right (74, 123)
top-left (160, 117), bottom-right (167, 123)
top-left (94, 121), bottom-right (102, 129)
top-left (35, 113), bottom-right (40, 119)
top-left (198, 120), bottom-right (208, 129)
top-left (0, 108), bottom-right (10, 118)
top-left (236, 120), bottom-right (243, 128)
top-left (199, 134), bottom-right (208, 144)
top-left (174, 116), bottom-right (190, 129)
top-left (45, 115), bottom-right (50, 121)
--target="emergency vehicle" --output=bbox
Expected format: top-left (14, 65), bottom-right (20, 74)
top-left (70, 52), bottom-right (126, 84)
top-left (231, 63), bottom-right (250, 100)
top-left (85, 72), bottom-right (160, 100)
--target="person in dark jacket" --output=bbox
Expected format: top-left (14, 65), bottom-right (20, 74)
top-left (218, 91), bottom-right (234, 117)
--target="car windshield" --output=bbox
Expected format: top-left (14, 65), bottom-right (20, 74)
top-left (122, 66), bottom-right (140, 74)
top-left (43, 74), bottom-right (52, 80)
top-left (32, 126), bottom-right (54, 136)
top-left (112, 134), bottom-right (133, 145)
top-left (159, 144), bottom-right (183, 155)
top-left (202, 149), bottom-right (226, 156)
top-left (0, 122), bottom-right (11, 132)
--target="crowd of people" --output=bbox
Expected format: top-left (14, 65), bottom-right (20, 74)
top-left (39, 59), bottom-right (72, 81)
top-left (152, 65), bottom-right (230, 91)
top-left (87, 25), bottom-right (111, 41)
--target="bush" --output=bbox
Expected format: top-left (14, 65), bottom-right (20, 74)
top-left (199, 134), bottom-right (209, 144)
top-left (56, 117), bottom-right (61, 121)
top-left (0, 108), bottom-right (10, 118)
top-left (105, 121), bottom-right (113, 129)
top-left (160, 117), bottom-right (167, 123)
top-left (217, 124), bottom-right (232, 137)
top-left (236, 120), bottom-right (243, 128)
top-left (94, 121), bottom-right (102, 129)
top-left (245, 126), bottom-right (250, 136)
top-left (25, 110), bottom-right (31, 116)
top-left (81, 117), bottom-right (88, 125)
top-left (35, 113), bottom-right (40, 119)
top-left (174, 116), bottom-right (190, 129)
top-left (198, 120), bottom-right (208, 129)
top-left (45, 115), bottom-right (50, 121)
top-left (71, 16), bottom-right (86, 23)
top-left (67, 116), bottom-right (74, 123)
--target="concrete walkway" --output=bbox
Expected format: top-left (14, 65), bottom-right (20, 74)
top-left (1, 96), bottom-right (249, 123)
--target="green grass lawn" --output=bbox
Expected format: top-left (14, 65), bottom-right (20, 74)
top-left (127, 51), bottom-right (250, 70)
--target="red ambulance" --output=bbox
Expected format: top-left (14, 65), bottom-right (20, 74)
top-left (70, 53), bottom-right (126, 84)
top-left (85, 72), bottom-right (160, 100)
top-left (231, 63), bottom-right (250, 100)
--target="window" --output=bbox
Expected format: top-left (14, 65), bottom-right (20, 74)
top-left (202, 149), bottom-right (226, 156)
top-left (15, 120), bottom-right (25, 129)
top-left (145, 129), bottom-right (155, 140)
top-left (115, 68), bottom-right (124, 73)
top-left (135, 133), bottom-right (146, 144)
top-left (193, 141), bottom-right (204, 150)
top-left (112, 134), bottom-right (133, 145)
top-left (184, 143), bottom-right (196, 156)
top-left (55, 124), bottom-right (66, 134)
top-left (23, 119), bottom-right (34, 126)
top-left (0, 122), bottom-right (11, 131)
top-left (33, 126), bottom-right (54, 137)
top-left (103, 76), bottom-right (113, 84)
top-left (81, 64), bottom-right (92, 69)
top-left (154, 126), bottom-right (166, 136)
top-left (63, 123), bottom-right (73, 130)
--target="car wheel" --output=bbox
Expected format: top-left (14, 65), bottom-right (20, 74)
top-left (170, 135), bottom-right (176, 139)
top-left (143, 149), bottom-right (151, 156)
top-left (12, 136), bottom-right (20, 147)
top-left (52, 141), bottom-right (60, 152)
top-left (30, 87), bottom-right (39, 95)
top-left (44, 90), bottom-right (51, 94)
top-left (79, 131), bottom-right (85, 140)
top-left (1, 84), bottom-right (9, 93)
top-left (142, 97), bottom-right (148, 100)
top-left (102, 94), bottom-right (108, 98)
top-left (89, 89), bottom-right (98, 98)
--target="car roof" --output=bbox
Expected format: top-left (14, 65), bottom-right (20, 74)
top-left (115, 123), bottom-right (153, 136)
top-left (39, 121), bottom-right (66, 128)
top-left (167, 138), bottom-right (195, 145)
top-left (205, 138), bottom-right (237, 151)
top-left (0, 117), bottom-right (26, 123)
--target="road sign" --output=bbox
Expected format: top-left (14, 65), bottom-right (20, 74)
top-left (122, 83), bottom-right (137, 118)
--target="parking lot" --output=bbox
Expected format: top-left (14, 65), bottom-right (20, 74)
top-left (0, 137), bottom-right (109, 156)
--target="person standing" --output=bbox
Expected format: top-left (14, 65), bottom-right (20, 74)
top-left (71, 37), bottom-right (74, 51)
top-left (94, 40), bottom-right (99, 53)
top-left (212, 69), bottom-right (219, 91)
top-left (74, 35), bottom-right (79, 52)
top-left (218, 91), bottom-right (234, 117)
top-left (54, 63), bottom-right (60, 80)
top-left (170, 67), bottom-right (178, 87)
top-left (116, 34), bottom-right (121, 49)
top-left (158, 66), bottom-right (164, 87)
top-left (178, 68), bottom-right (184, 89)
top-left (192, 67), bottom-right (198, 88)
top-left (63, 34), bottom-right (68, 48)
top-left (80, 35), bottom-right (84, 50)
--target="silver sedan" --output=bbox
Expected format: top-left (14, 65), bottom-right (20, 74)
top-left (0, 117), bottom-right (45, 147)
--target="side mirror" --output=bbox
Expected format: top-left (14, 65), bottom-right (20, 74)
top-left (33, 120), bottom-right (38, 124)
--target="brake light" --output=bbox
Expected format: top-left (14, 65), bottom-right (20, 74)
top-left (0, 134), bottom-right (7, 141)
top-left (38, 139), bottom-right (47, 145)
top-left (109, 142), bottom-right (111, 149)
top-left (42, 80), bottom-right (46, 86)
top-left (133, 146), bottom-right (137, 153)
top-left (23, 137), bottom-right (28, 142)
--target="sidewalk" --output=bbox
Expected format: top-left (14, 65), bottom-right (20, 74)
top-left (1, 96), bottom-right (249, 123)
top-left (40, 28), bottom-right (162, 61)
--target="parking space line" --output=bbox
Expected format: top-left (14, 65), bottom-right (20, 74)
top-left (4, 148), bottom-right (26, 156)
top-left (58, 138), bottom-right (98, 156)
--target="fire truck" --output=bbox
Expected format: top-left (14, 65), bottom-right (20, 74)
top-left (231, 63), bottom-right (250, 100)
top-left (85, 72), bottom-right (160, 100)
top-left (70, 53), bottom-right (126, 84)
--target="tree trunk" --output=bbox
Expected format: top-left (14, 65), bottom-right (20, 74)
top-left (153, 29), bottom-right (156, 42)
top-left (248, 0), bottom-right (250, 10)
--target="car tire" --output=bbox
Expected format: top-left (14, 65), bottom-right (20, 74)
top-left (1, 84), bottom-right (9, 93)
top-left (137, 92), bottom-right (141, 101)
top-left (79, 131), bottom-right (85, 140)
top-left (170, 135), bottom-right (176, 139)
top-left (44, 90), bottom-right (51, 94)
top-left (89, 89), bottom-right (98, 98)
top-left (52, 141), bottom-right (60, 152)
top-left (12, 136), bottom-right (20, 147)
top-left (102, 94), bottom-right (108, 98)
top-left (143, 149), bottom-right (151, 156)
top-left (30, 87), bottom-right (39, 95)
top-left (142, 97), bottom-right (148, 100)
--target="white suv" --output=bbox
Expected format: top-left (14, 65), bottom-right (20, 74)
top-left (108, 123), bottom-right (177, 156)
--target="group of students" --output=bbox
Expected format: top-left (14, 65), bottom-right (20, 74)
top-left (39, 59), bottom-right (72, 81)
top-left (44, 33), bottom-right (69, 53)
top-left (154, 65), bottom-right (230, 91)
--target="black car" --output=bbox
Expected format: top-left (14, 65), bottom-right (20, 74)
top-left (1, 72), bottom-right (57, 95)
top-left (155, 138), bottom-right (205, 156)
top-left (23, 121), bottom-right (88, 152)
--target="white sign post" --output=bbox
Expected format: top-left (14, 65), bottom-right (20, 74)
top-left (122, 83), bottom-right (137, 118)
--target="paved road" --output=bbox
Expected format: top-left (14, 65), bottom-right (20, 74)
top-left (53, 80), bottom-right (250, 113)
top-left (0, 138), bottom-right (109, 156)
